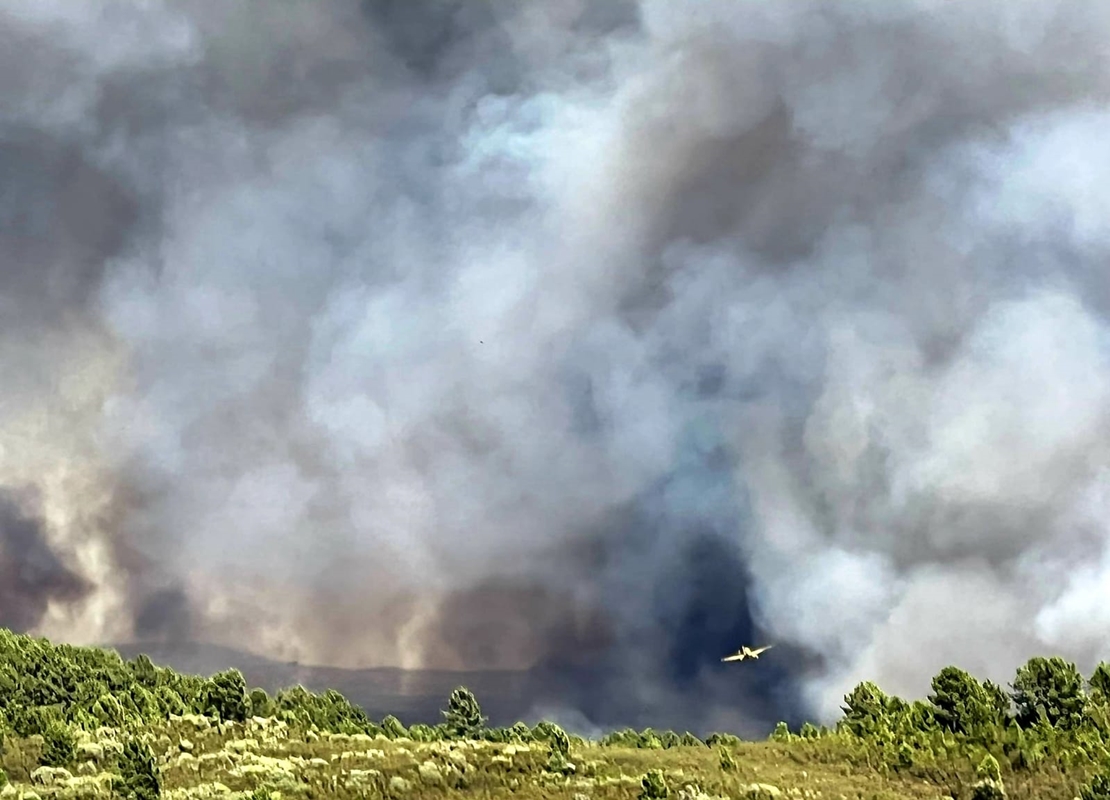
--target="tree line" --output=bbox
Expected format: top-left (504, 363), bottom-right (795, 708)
top-left (5, 629), bottom-right (1110, 798)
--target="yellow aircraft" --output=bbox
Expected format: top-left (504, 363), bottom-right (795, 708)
top-left (721, 644), bottom-right (773, 662)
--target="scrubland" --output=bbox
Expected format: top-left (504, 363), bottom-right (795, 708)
top-left (2, 629), bottom-right (1109, 800)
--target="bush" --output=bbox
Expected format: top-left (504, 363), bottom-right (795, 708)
top-left (249, 688), bottom-right (273, 718)
top-left (118, 739), bottom-right (161, 800)
top-left (967, 753), bottom-right (1006, 799)
top-left (970, 779), bottom-right (1006, 800)
top-left (549, 725), bottom-right (570, 760)
top-left (640, 768), bottom-right (669, 799)
top-left (442, 687), bottom-right (486, 739)
top-left (1011, 657), bottom-right (1086, 729)
top-left (1091, 664), bottom-right (1110, 702)
top-left (719, 746), bottom-right (737, 772)
top-left (40, 721), bottom-right (76, 767)
top-left (532, 720), bottom-right (564, 742)
top-left (840, 681), bottom-right (892, 737)
top-left (929, 667), bottom-right (1000, 735)
top-left (381, 715), bottom-right (407, 739)
top-left (507, 721), bottom-right (533, 743)
top-left (202, 670), bottom-right (250, 723)
top-left (977, 754), bottom-right (1002, 783)
top-left (704, 732), bottom-right (741, 747)
top-left (1080, 773), bottom-right (1110, 800)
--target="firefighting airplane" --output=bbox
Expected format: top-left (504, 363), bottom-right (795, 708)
top-left (721, 644), bottom-right (773, 662)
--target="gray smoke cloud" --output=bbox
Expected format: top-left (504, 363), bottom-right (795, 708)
top-left (3, 0), bottom-right (1110, 731)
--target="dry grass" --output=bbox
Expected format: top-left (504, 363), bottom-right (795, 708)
top-left (0, 716), bottom-right (1095, 800)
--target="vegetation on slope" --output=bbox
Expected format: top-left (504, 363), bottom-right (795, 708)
top-left (3, 629), bottom-right (1110, 798)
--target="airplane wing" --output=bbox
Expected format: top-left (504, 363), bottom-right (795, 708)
top-left (721, 653), bottom-right (745, 662)
top-left (752, 645), bottom-right (773, 656)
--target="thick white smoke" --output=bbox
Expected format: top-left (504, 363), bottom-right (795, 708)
top-left (2, 0), bottom-right (1110, 729)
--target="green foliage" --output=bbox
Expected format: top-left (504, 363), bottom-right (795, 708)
top-left (531, 720), bottom-right (563, 742)
top-left (408, 722), bottom-right (440, 742)
top-left (39, 720), bottom-right (76, 767)
top-left (972, 754), bottom-right (1008, 800)
top-left (1091, 664), bottom-right (1110, 704)
top-left (442, 687), bottom-right (486, 738)
top-left (549, 725), bottom-right (570, 759)
top-left (249, 687), bottom-right (273, 718)
top-left (977, 753), bottom-right (1002, 783)
top-left (840, 681), bottom-right (893, 737)
top-left (929, 666), bottom-right (1002, 735)
top-left (770, 721), bottom-right (791, 742)
top-left (705, 732), bottom-right (741, 747)
top-left (202, 669), bottom-right (250, 722)
top-left (544, 724), bottom-right (572, 774)
top-left (272, 686), bottom-right (372, 733)
top-left (718, 745), bottom-right (737, 772)
top-left (600, 727), bottom-right (641, 747)
top-left (380, 714), bottom-right (407, 739)
top-left (639, 768), bottom-right (669, 799)
top-left (1080, 772), bottom-right (1110, 800)
top-left (680, 731), bottom-right (704, 747)
top-left (970, 778), bottom-right (1006, 800)
top-left (118, 738), bottom-right (161, 800)
top-left (1011, 656), bottom-right (1086, 729)
top-left (507, 721), bottom-right (533, 743)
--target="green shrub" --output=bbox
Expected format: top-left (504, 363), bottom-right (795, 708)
top-left (976, 753), bottom-right (1002, 783)
top-left (442, 687), bottom-right (486, 739)
top-left (201, 670), bottom-right (250, 723)
top-left (381, 715), bottom-right (406, 739)
top-left (840, 681), bottom-right (892, 737)
top-left (1080, 773), bottom-right (1110, 800)
top-left (550, 725), bottom-right (570, 759)
top-left (600, 728), bottom-right (641, 748)
top-left (532, 720), bottom-right (563, 742)
top-left (970, 779), bottom-right (1006, 800)
top-left (408, 723), bottom-right (439, 742)
top-left (968, 753), bottom-right (1006, 799)
top-left (928, 667), bottom-right (1001, 735)
top-left (40, 721), bottom-right (76, 767)
top-left (640, 768), bottom-right (669, 799)
top-left (508, 721), bottom-right (533, 742)
top-left (249, 688), bottom-right (273, 718)
top-left (118, 739), bottom-right (160, 800)
top-left (1091, 664), bottom-right (1110, 700)
top-left (705, 732), bottom-right (741, 747)
top-left (719, 746), bottom-right (737, 772)
top-left (679, 732), bottom-right (704, 747)
top-left (1011, 657), bottom-right (1086, 730)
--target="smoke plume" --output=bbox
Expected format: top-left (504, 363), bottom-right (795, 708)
top-left (3, 0), bottom-right (1110, 732)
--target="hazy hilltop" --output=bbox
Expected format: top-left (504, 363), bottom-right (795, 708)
top-left (109, 641), bottom-right (539, 728)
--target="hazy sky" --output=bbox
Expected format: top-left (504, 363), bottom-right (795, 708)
top-left (3, 0), bottom-right (1110, 732)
